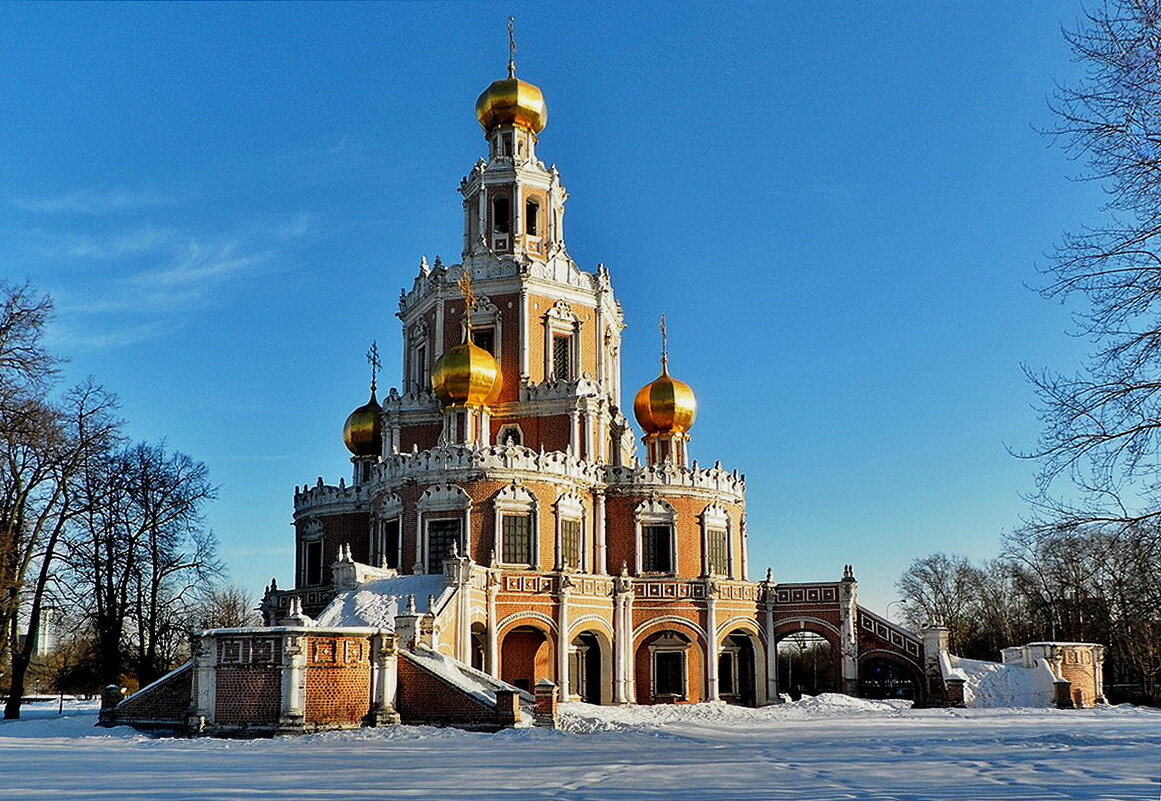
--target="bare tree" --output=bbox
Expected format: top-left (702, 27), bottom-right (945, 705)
top-left (189, 585), bottom-right (260, 631)
top-left (1025, 0), bottom-right (1161, 518)
top-left (66, 441), bottom-right (218, 687)
top-left (896, 553), bottom-right (981, 651)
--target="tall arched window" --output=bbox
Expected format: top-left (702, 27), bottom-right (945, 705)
top-left (525, 199), bottom-right (540, 236)
top-left (492, 196), bottom-right (511, 234)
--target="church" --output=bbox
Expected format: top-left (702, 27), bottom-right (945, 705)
top-left (102, 49), bottom-right (940, 736)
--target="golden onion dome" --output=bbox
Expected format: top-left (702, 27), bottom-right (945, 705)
top-left (343, 390), bottom-right (382, 457)
top-left (431, 339), bottom-right (503, 407)
top-left (475, 76), bottom-right (547, 134)
top-left (633, 363), bottom-right (697, 435)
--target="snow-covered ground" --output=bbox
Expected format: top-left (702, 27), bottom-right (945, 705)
top-left (2, 696), bottom-right (1158, 800)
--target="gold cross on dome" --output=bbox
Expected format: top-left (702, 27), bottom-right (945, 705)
top-left (507, 17), bottom-right (517, 78)
top-left (458, 269), bottom-right (476, 337)
top-left (366, 340), bottom-right (381, 393)
top-left (659, 313), bottom-right (669, 370)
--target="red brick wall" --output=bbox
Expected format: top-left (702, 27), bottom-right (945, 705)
top-left (215, 668), bottom-right (281, 725)
top-left (1059, 648), bottom-right (1099, 706)
top-left (214, 636), bottom-right (283, 726)
top-left (634, 628), bottom-right (706, 704)
top-left (605, 493), bottom-right (745, 579)
top-left (304, 636), bottom-right (372, 726)
top-left (499, 626), bottom-right (554, 690)
top-left (113, 663), bottom-right (192, 723)
top-left (397, 653), bottom-right (509, 728)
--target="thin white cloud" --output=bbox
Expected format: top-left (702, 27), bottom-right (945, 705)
top-left (12, 188), bottom-right (173, 215)
top-left (43, 318), bottom-right (170, 351)
top-left (28, 213), bottom-right (311, 348)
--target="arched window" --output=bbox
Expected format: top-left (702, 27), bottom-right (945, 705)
top-left (492, 196), bottom-right (510, 234)
top-left (525, 199), bottom-right (540, 236)
top-left (494, 482), bottom-right (537, 567)
top-left (635, 498), bottom-right (677, 575)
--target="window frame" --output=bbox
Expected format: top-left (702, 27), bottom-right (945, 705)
top-left (425, 517), bottom-right (463, 574)
top-left (635, 498), bottom-right (678, 576)
top-left (649, 632), bottom-right (690, 700)
top-left (494, 482), bottom-right (538, 568)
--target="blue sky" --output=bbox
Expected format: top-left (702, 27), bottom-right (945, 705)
top-left (0, 2), bottom-right (1100, 613)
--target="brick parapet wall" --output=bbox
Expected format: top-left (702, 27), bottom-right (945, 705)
top-left (303, 635), bottom-right (373, 727)
top-left (397, 651), bottom-right (515, 730)
top-left (107, 663), bottom-right (192, 727)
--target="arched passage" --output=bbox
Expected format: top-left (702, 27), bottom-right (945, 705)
top-left (633, 623), bottom-right (707, 704)
top-left (470, 622), bottom-right (488, 673)
top-left (858, 652), bottom-right (923, 703)
top-left (568, 629), bottom-right (612, 705)
top-left (498, 624), bottom-right (555, 692)
top-left (775, 630), bottom-right (839, 700)
top-left (718, 628), bottom-right (759, 706)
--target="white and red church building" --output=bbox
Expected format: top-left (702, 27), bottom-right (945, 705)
top-left (103, 56), bottom-right (955, 736)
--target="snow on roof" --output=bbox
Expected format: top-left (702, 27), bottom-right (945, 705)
top-left (314, 573), bottom-right (452, 629)
top-left (1022, 641), bottom-right (1102, 648)
top-left (405, 645), bottom-right (531, 707)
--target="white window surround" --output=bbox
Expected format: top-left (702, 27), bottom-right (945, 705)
top-left (634, 497), bottom-right (677, 576)
top-left (555, 491), bottom-right (586, 571)
top-left (493, 482), bottom-right (538, 567)
top-left (496, 423), bottom-right (524, 446)
top-left (543, 300), bottom-right (579, 381)
top-left (298, 518), bottom-right (324, 586)
top-left (372, 492), bottom-right (403, 567)
top-left (417, 484), bottom-right (471, 573)
top-left (463, 294), bottom-right (502, 352)
top-left (648, 632), bottom-right (690, 699)
top-left (406, 319), bottom-right (431, 394)
top-left (700, 503), bottom-right (731, 578)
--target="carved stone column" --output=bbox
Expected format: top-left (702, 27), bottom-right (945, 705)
top-left (705, 580), bottom-right (719, 702)
top-left (278, 633), bottom-right (306, 734)
top-left (366, 633), bottom-right (401, 726)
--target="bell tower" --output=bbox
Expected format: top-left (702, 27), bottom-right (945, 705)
top-left (461, 19), bottom-right (566, 266)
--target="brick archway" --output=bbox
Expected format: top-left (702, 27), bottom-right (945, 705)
top-left (774, 619), bottom-right (841, 699)
top-left (858, 650), bottom-right (924, 704)
top-left (497, 622), bottom-right (555, 692)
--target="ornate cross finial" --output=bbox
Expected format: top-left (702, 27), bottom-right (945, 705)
top-left (366, 340), bottom-right (381, 394)
top-left (659, 313), bottom-right (669, 371)
top-left (507, 17), bottom-right (517, 78)
top-left (457, 269), bottom-right (476, 339)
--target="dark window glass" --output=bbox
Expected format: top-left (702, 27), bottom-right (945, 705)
top-left (552, 334), bottom-right (571, 380)
top-left (708, 528), bottom-right (728, 575)
top-left (415, 345), bottom-right (427, 391)
top-left (561, 519), bottom-right (580, 570)
top-left (493, 197), bottom-right (510, 234)
top-left (472, 327), bottom-right (495, 355)
top-left (382, 519), bottom-right (400, 569)
top-left (503, 514), bottom-right (532, 566)
top-left (655, 651), bottom-right (684, 696)
top-left (526, 200), bottom-right (539, 236)
top-left (427, 518), bottom-right (462, 573)
top-left (719, 652), bottom-right (735, 695)
top-left (642, 525), bottom-right (673, 573)
top-left (305, 540), bottom-right (323, 586)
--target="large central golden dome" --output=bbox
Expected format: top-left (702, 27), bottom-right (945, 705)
top-left (431, 339), bottom-right (503, 407)
top-left (476, 76), bottom-right (547, 134)
top-left (634, 363), bottom-right (697, 435)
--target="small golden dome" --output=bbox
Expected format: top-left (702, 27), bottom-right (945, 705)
top-left (476, 77), bottom-right (547, 134)
top-left (634, 363), bottom-right (697, 435)
top-left (431, 340), bottom-right (503, 407)
top-left (343, 390), bottom-right (382, 457)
